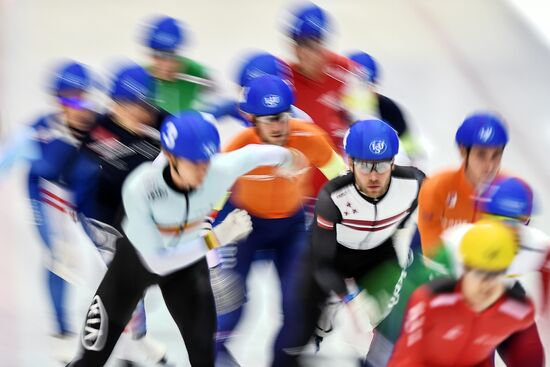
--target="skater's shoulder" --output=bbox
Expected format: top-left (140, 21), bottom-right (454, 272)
top-left (223, 128), bottom-right (260, 151)
top-left (500, 283), bottom-right (535, 323)
top-left (425, 278), bottom-right (458, 295)
top-left (125, 162), bottom-right (157, 186)
top-left (324, 172), bottom-right (354, 194)
top-left (425, 167), bottom-right (462, 186)
top-left (504, 282), bottom-right (530, 304)
top-left (31, 113), bottom-right (54, 129)
top-left (392, 165), bottom-right (426, 183)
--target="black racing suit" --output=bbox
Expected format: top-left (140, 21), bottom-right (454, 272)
top-left (272, 166), bottom-right (425, 367)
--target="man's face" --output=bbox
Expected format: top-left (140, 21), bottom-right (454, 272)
top-left (166, 153), bottom-right (210, 189)
top-left (59, 93), bottom-right (95, 131)
top-left (151, 52), bottom-right (180, 81)
top-left (117, 101), bottom-right (157, 129)
top-left (294, 38), bottom-right (326, 77)
top-left (349, 158), bottom-right (393, 199)
top-left (462, 146), bottom-right (504, 186)
top-left (462, 269), bottom-right (505, 311)
top-left (254, 112), bottom-right (290, 146)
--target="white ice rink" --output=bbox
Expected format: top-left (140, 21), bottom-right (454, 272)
top-left (1, 0), bottom-right (550, 365)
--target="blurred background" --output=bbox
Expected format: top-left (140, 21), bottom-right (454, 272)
top-left (1, 0), bottom-right (549, 365)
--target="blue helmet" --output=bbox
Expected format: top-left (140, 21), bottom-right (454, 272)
top-left (289, 3), bottom-right (329, 41)
top-left (239, 75), bottom-right (294, 116)
top-left (110, 63), bottom-right (156, 106)
top-left (145, 16), bottom-right (184, 51)
top-left (480, 177), bottom-right (533, 219)
top-left (237, 52), bottom-right (292, 88)
top-left (160, 111), bottom-right (220, 162)
top-left (348, 51), bottom-right (379, 84)
top-left (52, 61), bottom-right (92, 95)
top-left (455, 112), bottom-right (508, 147)
top-left (344, 119), bottom-right (399, 161)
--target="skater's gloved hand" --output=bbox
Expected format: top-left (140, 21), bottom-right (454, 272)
top-left (212, 209), bottom-right (252, 247)
top-left (345, 290), bottom-right (375, 329)
top-left (342, 290), bottom-right (375, 355)
top-left (276, 148), bottom-right (309, 178)
top-left (80, 216), bottom-right (122, 263)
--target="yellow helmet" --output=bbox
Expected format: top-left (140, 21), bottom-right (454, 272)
top-left (459, 219), bottom-right (518, 272)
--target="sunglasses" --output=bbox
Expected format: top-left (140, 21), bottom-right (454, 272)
top-left (58, 96), bottom-right (94, 110)
top-left (482, 214), bottom-right (529, 226)
top-left (152, 50), bottom-right (178, 60)
top-left (353, 159), bottom-right (393, 174)
top-left (255, 112), bottom-right (290, 125)
top-left (295, 37), bottom-right (324, 49)
top-left (469, 268), bottom-right (506, 280)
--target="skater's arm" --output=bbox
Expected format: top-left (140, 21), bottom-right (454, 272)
top-left (141, 209), bottom-right (251, 276)
top-left (29, 139), bottom-right (79, 179)
top-left (417, 176), bottom-right (446, 258)
top-left (222, 144), bottom-right (293, 179)
top-left (378, 94), bottom-right (408, 137)
top-left (539, 249), bottom-right (550, 313)
top-left (497, 322), bottom-right (543, 367)
top-left (211, 138), bottom-right (292, 219)
top-left (317, 152), bottom-right (347, 180)
top-left (29, 117), bottom-right (82, 179)
top-left (311, 189), bottom-right (347, 295)
top-left (292, 122), bottom-right (347, 180)
top-left (140, 236), bottom-right (215, 276)
top-left (0, 125), bottom-right (41, 173)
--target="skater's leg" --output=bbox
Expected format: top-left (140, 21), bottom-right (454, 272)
top-left (159, 258), bottom-right (216, 367)
top-left (69, 236), bottom-right (156, 366)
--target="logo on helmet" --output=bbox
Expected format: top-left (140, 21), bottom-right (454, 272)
top-left (263, 94), bottom-right (281, 108)
top-left (478, 127), bottom-right (494, 142)
top-left (485, 248), bottom-right (500, 261)
top-left (121, 78), bottom-right (149, 100)
top-left (369, 140), bottom-right (387, 155)
top-left (155, 32), bottom-right (177, 46)
top-left (162, 121), bottom-right (178, 149)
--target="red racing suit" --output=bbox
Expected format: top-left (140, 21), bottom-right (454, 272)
top-left (289, 51), bottom-right (354, 198)
top-left (388, 279), bottom-right (539, 367)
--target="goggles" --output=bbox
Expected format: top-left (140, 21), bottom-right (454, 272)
top-left (353, 159), bottom-right (393, 174)
top-left (152, 50), bottom-right (178, 60)
top-left (468, 268), bottom-right (507, 281)
top-left (294, 37), bottom-right (324, 49)
top-left (58, 96), bottom-right (94, 110)
top-left (255, 112), bottom-right (291, 125)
